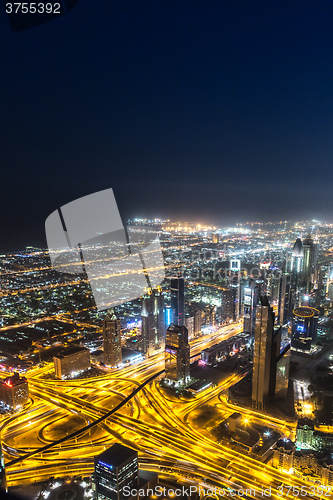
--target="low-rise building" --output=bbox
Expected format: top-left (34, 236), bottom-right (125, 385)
top-left (187, 379), bottom-right (212, 395)
top-left (0, 372), bottom-right (29, 409)
top-left (296, 418), bottom-right (315, 449)
top-left (273, 439), bottom-right (333, 485)
top-left (201, 333), bottom-right (248, 365)
top-left (53, 345), bottom-right (90, 379)
top-left (90, 350), bottom-right (104, 364)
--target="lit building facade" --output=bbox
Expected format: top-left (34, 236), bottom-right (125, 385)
top-left (192, 308), bottom-right (202, 335)
top-left (165, 323), bottom-right (190, 386)
top-left (291, 237), bottom-right (304, 274)
top-left (201, 333), bottom-right (247, 365)
top-left (252, 299), bottom-right (274, 409)
top-left (302, 234), bottom-right (314, 292)
top-left (296, 418), bottom-right (315, 449)
top-left (141, 288), bottom-right (165, 355)
top-left (204, 304), bottom-right (216, 326)
top-left (273, 439), bottom-right (296, 471)
top-left (243, 282), bottom-right (258, 337)
top-left (273, 436), bottom-right (333, 486)
top-left (94, 443), bottom-right (138, 500)
top-left (185, 315), bottom-right (194, 339)
top-left (103, 309), bottom-right (122, 367)
top-left (53, 346), bottom-right (90, 379)
top-left (278, 273), bottom-right (293, 326)
top-left (221, 288), bottom-right (235, 323)
top-left (291, 306), bottom-right (319, 351)
top-left (170, 276), bottom-right (185, 326)
top-left (0, 372), bottom-right (29, 409)
top-left (274, 344), bottom-right (290, 399)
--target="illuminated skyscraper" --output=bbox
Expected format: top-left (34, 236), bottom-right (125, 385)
top-left (94, 443), bottom-right (138, 500)
top-left (252, 296), bottom-right (277, 409)
top-left (165, 305), bottom-right (172, 328)
top-left (192, 308), bottom-right (202, 335)
top-left (291, 238), bottom-right (303, 274)
top-left (278, 273), bottom-right (293, 326)
top-left (103, 309), bottom-right (122, 367)
top-left (243, 281), bottom-right (258, 337)
top-left (291, 306), bottom-right (319, 351)
top-left (290, 237), bottom-right (305, 307)
top-left (165, 323), bottom-right (190, 386)
top-left (229, 260), bottom-right (241, 319)
top-left (221, 288), bottom-right (235, 323)
top-left (275, 344), bottom-right (290, 399)
top-left (185, 315), bottom-right (194, 338)
top-left (170, 276), bottom-right (185, 326)
top-left (204, 304), bottom-right (216, 326)
top-left (302, 234), bottom-right (314, 292)
top-left (141, 288), bottom-right (165, 355)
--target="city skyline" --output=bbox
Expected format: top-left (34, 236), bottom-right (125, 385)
top-left (0, 216), bottom-right (333, 498)
top-left (3, 0), bottom-right (333, 498)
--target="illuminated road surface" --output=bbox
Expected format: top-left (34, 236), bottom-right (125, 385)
top-left (0, 322), bottom-right (323, 500)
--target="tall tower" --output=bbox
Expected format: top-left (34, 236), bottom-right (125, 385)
top-left (278, 273), bottom-right (293, 326)
top-left (192, 308), bottom-right (202, 335)
top-left (302, 234), bottom-right (314, 292)
top-left (229, 259), bottom-right (242, 319)
top-left (290, 237), bottom-right (304, 308)
top-left (165, 324), bottom-right (190, 386)
top-left (170, 276), bottom-right (185, 326)
top-left (141, 288), bottom-right (165, 355)
top-left (103, 309), bottom-right (122, 367)
top-left (252, 296), bottom-right (275, 410)
top-left (243, 281), bottom-right (258, 337)
top-left (291, 238), bottom-right (304, 274)
top-left (221, 288), bottom-right (235, 323)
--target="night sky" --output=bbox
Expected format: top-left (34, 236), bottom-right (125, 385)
top-left (2, 0), bottom-right (333, 250)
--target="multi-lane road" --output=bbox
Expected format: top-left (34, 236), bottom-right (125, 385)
top-left (0, 321), bottom-right (324, 500)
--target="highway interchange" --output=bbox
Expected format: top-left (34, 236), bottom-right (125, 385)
top-left (0, 321), bottom-right (328, 500)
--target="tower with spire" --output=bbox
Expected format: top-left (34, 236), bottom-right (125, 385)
top-left (102, 308), bottom-right (122, 367)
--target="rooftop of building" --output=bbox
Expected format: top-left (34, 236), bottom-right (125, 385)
top-left (90, 349), bottom-right (104, 356)
top-left (303, 234), bottom-right (314, 246)
top-left (138, 469), bottom-right (158, 485)
top-left (104, 308), bottom-right (118, 322)
top-left (229, 412), bottom-right (242, 420)
top-left (293, 306), bottom-right (319, 318)
top-left (201, 333), bottom-right (248, 353)
top-left (96, 443), bottom-right (138, 467)
top-left (275, 438), bottom-right (296, 451)
top-left (231, 425), bottom-right (260, 448)
top-left (292, 237), bottom-right (303, 257)
top-left (187, 379), bottom-right (212, 391)
top-left (1, 371), bottom-right (27, 386)
top-left (122, 347), bottom-right (143, 362)
top-left (297, 417), bottom-right (315, 429)
top-left (53, 345), bottom-right (90, 359)
top-left (166, 323), bottom-right (187, 333)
